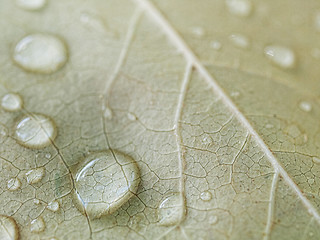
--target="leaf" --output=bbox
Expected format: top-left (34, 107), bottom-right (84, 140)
top-left (0, 0), bottom-right (320, 239)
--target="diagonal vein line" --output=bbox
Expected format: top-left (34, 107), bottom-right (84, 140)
top-left (132, 0), bottom-right (320, 224)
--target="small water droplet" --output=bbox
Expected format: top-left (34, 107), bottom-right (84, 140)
top-left (15, 113), bottom-right (57, 149)
top-left (1, 93), bottom-right (23, 112)
top-left (284, 124), bottom-right (301, 138)
top-left (229, 33), bottom-right (250, 49)
top-left (47, 200), bottom-right (59, 212)
top-left (225, 0), bottom-right (252, 17)
top-left (45, 153), bottom-right (52, 159)
top-left (15, 0), bottom-right (46, 11)
top-left (33, 199), bottom-right (40, 205)
top-left (0, 215), bottom-right (19, 240)
top-left (13, 33), bottom-right (68, 74)
top-left (210, 40), bottom-right (222, 50)
top-left (103, 107), bottom-right (113, 120)
top-left (73, 150), bottom-right (140, 219)
top-left (191, 27), bottom-right (205, 37)
top-left (264, 45), bottom-right (296, 69)
top-left (7, 178), bottom-right (21, 191)
top-left (200, 191), bottom-right (212, 201)
top-left (202, 136), bottom-right (213, 147)
top-left (30, 217), bottom-right (45, 233)
top-left (157, 193), bottom-right (185, 226)
top-left (127, 113), bottom-right (137, 121)
top-left (312, 157), bottom-right (320, 164)
top-left (26, 167), bottom-right (45, 184)
top-left (209, 215), bottom-right (218, 225)
top-left (299, 101), bottom-right (312, 112)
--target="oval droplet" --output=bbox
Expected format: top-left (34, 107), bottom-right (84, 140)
top-left (1, 93), bottom-right (23, 112)
top-left (299, 101), bottom-right (312, 112)
top-left (0, 215), bottom-right (19, 240)
top-left (127, 113), bottom-right (137, 121)
top-left (210, 41), bottom-right (222, 50)
top-left (15, 114), bottom-right (57, 149)
top-left (157, 193), bottom-right (185, 226)
top-left (47, 200), bottom-right (59, 212)
top-left (15, 0), bottom-right (46, 11)
top-left (264, 45), bottom-right (296, 69)
top-left (229, 33), bottom-right (250, 49)
top-left (103, 107), bottom-right (113, 120)
top-left (7, 178), bottom-right (21, 191)
top-left (225, 0), bottom-right (252, 17)
top-left (26, 167), bottom-right (45, 184)
top-left (73, 150), bottom-right (140, 219)
top-left (13, 33), bottom-right (68, 74)
top-left (30, 217), bottom-right (45, 233)
top-left (200, 191), bottom-right (212, 201)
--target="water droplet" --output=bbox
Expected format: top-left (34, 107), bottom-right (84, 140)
top-left (30, 217), bottom-right (45, 233)
top-left (47, 200), bottom-right (59, 212)
top-left (0, 215), bottom-right (19, 240)
top-left (209, 215), bottom-right (218, 225)
top-left (225, 0), bottom-right (252, 17)
top-left (73, 150), bottom-right (140, 219)
top-left (7, 178), bottom-right (21, 191)
top-left (264, 45), bottom-right (296, 69)
top-left (229, 33), bottom-right (250, 49)
top-left (1, 93), bottom-right (23, 112)
top-left (33, 199), bottom-right (40, 205)
top-left (191, 27), bottom-right (205, 37)
top-left (157, 193), bottom-right (185, 226)
top-left (200, 191), bottom-right (212, 201)
top-left (15, 113), bottom-right (57, 149)
top-left (45, 153), bottom-right (51, 159)
top-left (26, 167), bottom-right (45, 184)
top-left (210, 41), bottom-right (222, 50)
top-left (202, 136), bottom-right (213, 147)
top-left (103, 107), bottom-right (113, 120)
top-left (127, 113), bottom-right (137, 121)
top-left (284, 124), bottom-right (301, 138)
top-left (15, 0), bottom-right (46, 11)
top-left (13, 33), bottom-right (68, 74)
top-left (312, 157), bottom-right (320, 164)
top-left (299, 101), bottom-right (312, 112)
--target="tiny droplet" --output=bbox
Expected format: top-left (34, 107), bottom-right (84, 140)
top-left (26, 167), bottom-right (45, 184)
top-left (200, 191), bottom-right (212, 201)
top-left (264, 45), bottom-right (296, 69)
top-left (7, 178), bottom-right (21, 191)
top-left (229, 33), bottom-right (250, 49)
top-left (127, 113), bottom-right (137, 121)
top-left (30, 217), bottom-right (45, 233)
top-left (225, 0), bottom-right (252, 17)
top-left (299, 101), bottom-right (312, 112)
top-left (1, 93), bottom-right (23, 112)
top-left (157, 193), bottom-right (185, 226)
top-left (210, 41), bottom-right (222, 50)
top-left (47, 200), bottom-right (59, 212)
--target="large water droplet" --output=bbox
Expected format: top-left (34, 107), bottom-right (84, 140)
top-left (1, 93), bottom-right (23, 112)
top-left (225, 0), bottom-right (252, 17)
top-left (229, 33), bottom-right (250, 49)
top-left (26, 167), bottom-right (45, 184)
top-left (157, 193), bottom-right (185, 226)
top-left (73, 150), bottom-right (140, 219)
top-left (200, 191), bottom-right (212, 201)
top-left (7, 178), bottom-right (21, 191)
top-left (15, 0), bottom-right (46, 11)
top-left (15, 114), bottom-right (57, 149)
top-left (47, 200), bottom-right (59, 212)
top-left (30, 217), bottom-right (45, 233)
top-left (0, 215), bottom-right (19, 240)
top-left (13, 33), bottom-right (68, 74)
top-left (264, 45), bottom-right (296, 69)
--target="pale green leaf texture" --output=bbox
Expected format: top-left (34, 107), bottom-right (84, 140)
top-left (0, 0), bottom-right (319, 239)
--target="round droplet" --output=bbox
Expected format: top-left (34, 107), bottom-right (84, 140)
top-left (15, 0), bottom-right (46, 11)
top-left (1, 93), bottom-right (23, 112)
top-left (15, 114), bottom-right (57, 149)
top-left (191, 27), bottom-right (205, 38)
top-left (157, 193), bottom-right (185, 226)
top-left (127, 113), bottom-right (137, 121)
top-left (264, 45), bottom-right (296, 69)
top-left (13, 33), bottom-right (68, 74)
top-left (33, 199), bottom-right (40, 205)
top-left (210, 41), bottom-right (222, 50)
top-left (209, 215), bottom-right (218, 225)
top-left (30, 217), bottom-right (45, 233)
top-left (0, 215), bottom-right (19, 240)
top-left (47, 200), bottom-right (59, 212)
top-left (73, 150), bottom-right (140, 219)
top-left (225, 0), bottom-right (252, 17)
top-left (299, 101), bottom-right (312, 112)
top-left (26, 167), bottom-right (45, 184)
top-left (45, 153), bottom-right (52, 159)
top-left (7, 178), bottom-right (21, 191)
top-left (103, 107), bottom-right (113, 120)
top-left (200, 191), bottom-right (212, 201)
top-left (312, 157), bottom-right (320, 164)
top-left (229, 34), bottom-right (250, 49)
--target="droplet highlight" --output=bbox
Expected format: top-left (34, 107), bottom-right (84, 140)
top-left (7, 178), bottom-right (21, 191)
top-left (264, 45), bottom-right (296, 69)
top-left (229, 34), bottom-right (250, 49)
top-left (0, 215), bottom-right (19, 240)
top-left (30, 217), bottom-right (45, 233)
top-left (157, 193), bottom-right (185, 226)
top-left (15, 0), bottom-right (46, 11)
top-left (1, 93), bottom-right (23, 112)
top-left (47, 200), bottom-right (59, 212)
top-left (73, 150), bottom-right (140, 219)
top-left (13, 33), bottom-right (68, 74)
top-left (200, 191), bottom-right (212, 201)
top-left (225, 0), bottom-right (252, 17)
top-left (15, 114), bottom-right (57, 149)
top-left (26, 167), bottom-right (45, 184)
